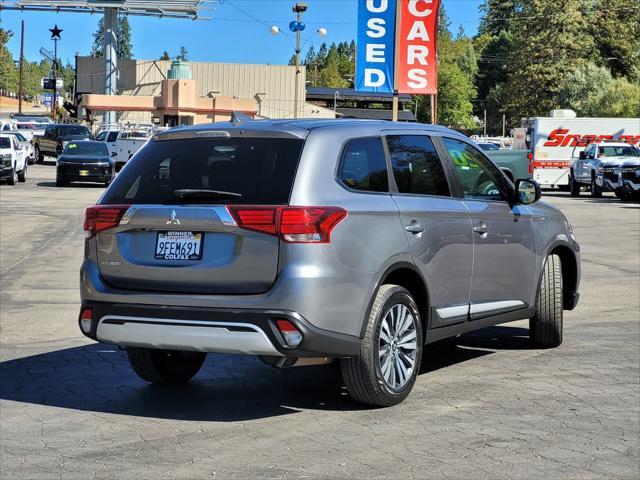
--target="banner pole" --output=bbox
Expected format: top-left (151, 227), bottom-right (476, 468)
top-left (392, 0), bottom-right (401, 122)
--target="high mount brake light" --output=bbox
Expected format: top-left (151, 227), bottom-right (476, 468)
top-left (84, 205), bottom-right (130, 239)
top-left (227, 206), bottom-right (347, 243)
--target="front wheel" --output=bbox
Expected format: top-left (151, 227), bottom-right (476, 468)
top-left (530, 254), bottom-right (563, 348)
top-left (127, 347), bottom-right (206, 385)
top-left (18, 164), bottom-right (27, 182)
top-left (7, 167), bottom-right (17, 185)
top-left (590, 174), bottom-right (602, 198)
top-left (341, 285), bottom-right (423, 407)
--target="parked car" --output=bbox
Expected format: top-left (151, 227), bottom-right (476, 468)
top-left (2, 131), bottom-right (35, 164)
top-left (570, 142), bottom-right (640, 199)
top-left (1, 120), bottom-right (38, 143)
top-left (78, 119), bottom-right (581, 407)
top-left (0, 134), bottom-right (28, 185)
top-left (93, 129), bottom-right (120, 157)
top-left (56, 140), bottom-right (114, 187)
top-left (32, 124), bottom-right (91, 163)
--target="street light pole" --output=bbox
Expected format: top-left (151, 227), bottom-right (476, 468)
top-left (291, 3), bottom-right (307, 119)
top-left (18, 20), bottom-right (24, 114)
top-left (49, 25), bottom-right (62, 119)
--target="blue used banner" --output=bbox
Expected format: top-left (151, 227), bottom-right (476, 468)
top-left (355, 0), bottom-right (397, 94)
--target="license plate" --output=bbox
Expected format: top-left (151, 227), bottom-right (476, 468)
top-left (155, 231), bottom-right (203, 260)
top-left (79, 170), bottom-right (89, 176)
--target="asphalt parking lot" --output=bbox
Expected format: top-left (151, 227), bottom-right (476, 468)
top-left (1, 163), bottom-right (639, 480)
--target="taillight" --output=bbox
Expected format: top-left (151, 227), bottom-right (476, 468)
top-left (527, 152), bottom-right (534, 174)
top-left (83, 205), bottom-right (130, 239)
top-left (227, 206), bottom-right (347, 243)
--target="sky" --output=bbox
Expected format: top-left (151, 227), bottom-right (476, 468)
top-left (1, 0), bottom-right (484, 66)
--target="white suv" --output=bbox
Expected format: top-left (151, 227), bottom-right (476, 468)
top-left (0, 134), bottom-right (28, 185)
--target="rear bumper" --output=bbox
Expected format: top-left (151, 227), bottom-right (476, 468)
top-left (80, 301), bottom-right (361, 358)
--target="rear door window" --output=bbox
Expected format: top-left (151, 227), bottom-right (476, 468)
top-left (386, 135), bottom-right (451, 197)
top-left (102, 136), bottom-right (304, 205)
top-left (339, 137), bottom-right (389, 192)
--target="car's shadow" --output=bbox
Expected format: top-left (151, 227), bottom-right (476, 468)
top-left (37, 181), bottom-right (105, 189)
top-left (0, 326), bottom-right (530, 420)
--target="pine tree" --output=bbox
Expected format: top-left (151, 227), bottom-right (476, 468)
top-left (159, 51), bottom-right (171, 61)
top-left (0, 23), bottom-right (18, 93)
top-left (590, 0), bottom-right (640, 81)
top-left (498, 0), bottom-right (595, 121)
top-left (91, 14), bottom-right (133, 59)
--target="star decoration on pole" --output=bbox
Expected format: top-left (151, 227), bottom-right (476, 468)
top-left (49, 25), bottom-right (63, 40)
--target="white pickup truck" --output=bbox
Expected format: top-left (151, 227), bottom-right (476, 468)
top-left (0, 134), bottom-right (28, 185)
top-left (94, 126), bottom-right (163, 172)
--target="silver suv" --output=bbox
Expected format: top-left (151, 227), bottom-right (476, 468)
top-left (79, 119), bottom-right (580, 407)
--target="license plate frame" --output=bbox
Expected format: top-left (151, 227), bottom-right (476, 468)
top-left (155, 231), bottom-right (203, 261)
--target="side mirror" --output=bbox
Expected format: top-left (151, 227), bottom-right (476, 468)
top-left (579, 151), bottom-right (587, 160)
top-left (515, 178), bottom-right (541, 205)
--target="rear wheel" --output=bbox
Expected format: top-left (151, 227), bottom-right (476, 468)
top-left (341, 285), bottom-right (423, 407)
top-left (34, 145), bottom-right (43, 163)
top-left (530, 254), bottom-right (563, 348)
top-left (569, 173), bottom-right (580, 196)
top-left (590, 173), bottom-right (602, 198)
top-left (615, 189), bottom-right (633, 201)
top-left (127, 347), bottom-right (206, 385)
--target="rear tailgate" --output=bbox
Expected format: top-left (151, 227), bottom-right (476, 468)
top-left (95, 129), bottom-right (305, 294)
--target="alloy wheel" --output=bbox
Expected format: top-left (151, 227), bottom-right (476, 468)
top-left (378, 303), bottom-right (418, 390)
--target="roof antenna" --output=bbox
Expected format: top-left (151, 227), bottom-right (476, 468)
top-left (231, 111), bottom-right (252, 126)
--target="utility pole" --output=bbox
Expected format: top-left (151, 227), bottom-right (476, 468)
top-left (291, 3), bottom-right (308, 119)
top-left (483, 109), bottom-right (487, 137)
top-left (18, 20), bottom-right (24, 114)
top-left (502, 114), bottom-right (506, 138)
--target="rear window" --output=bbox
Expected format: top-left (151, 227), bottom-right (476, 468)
top-left (64, 142), bottom-right (109, 156)
top-left (60, 125), bottom-right (90, 136)
top-left (102, 137), bottom-right (304, 205)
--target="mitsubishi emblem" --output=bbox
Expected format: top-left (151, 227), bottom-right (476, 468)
top-left (166, 210), bottom-right (181, 225)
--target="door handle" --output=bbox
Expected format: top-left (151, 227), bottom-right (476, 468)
top-left (405, 224), bottom-right (424, 234)
top-left (473, 225), bottom-right (489, 234)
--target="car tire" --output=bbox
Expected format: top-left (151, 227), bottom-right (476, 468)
top-left (127, 347), bottom-right (206, 385)
top-left (34, 145), bottom-right (43, 163)
top-left (341, 285), bottom-right (423, 407)
top-left (55, 177), bottom-right (66, 187)
top-left (569, 173), bottom-right (580, 197)
top-left (590, 174), bottom-right (602, 198)
top-left (7, 167), bottom-right (17, 185)
top-left (614, 189), bottom-right (633, 201)
top-left (17, 164), bottom-right (27, 182)
top-left (530, 254), bottom-right (563, 348)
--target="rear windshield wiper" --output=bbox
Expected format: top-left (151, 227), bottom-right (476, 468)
top-left (173, 189), bottom-right (243, 199)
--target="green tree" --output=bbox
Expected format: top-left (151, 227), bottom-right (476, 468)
top-left (590, 0), bottom-right (640, 81)
top-left (497, 0), bottom-right (595, 123)
top-left (415, 4), bottom-right (478, 130)
top-left (558, 63), bottom-right (640, 117)
top-left (91, 15), bottom-right (133, 59)
top-left (159, 51), bottom-right (170, 61)
top-left (0, 22), bottom-right (18, 93)
top-left (178, 46), bottom-right (189, 61)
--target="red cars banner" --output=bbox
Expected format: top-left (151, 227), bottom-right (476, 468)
top-left (396, 0), bottom-right (440, 94)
